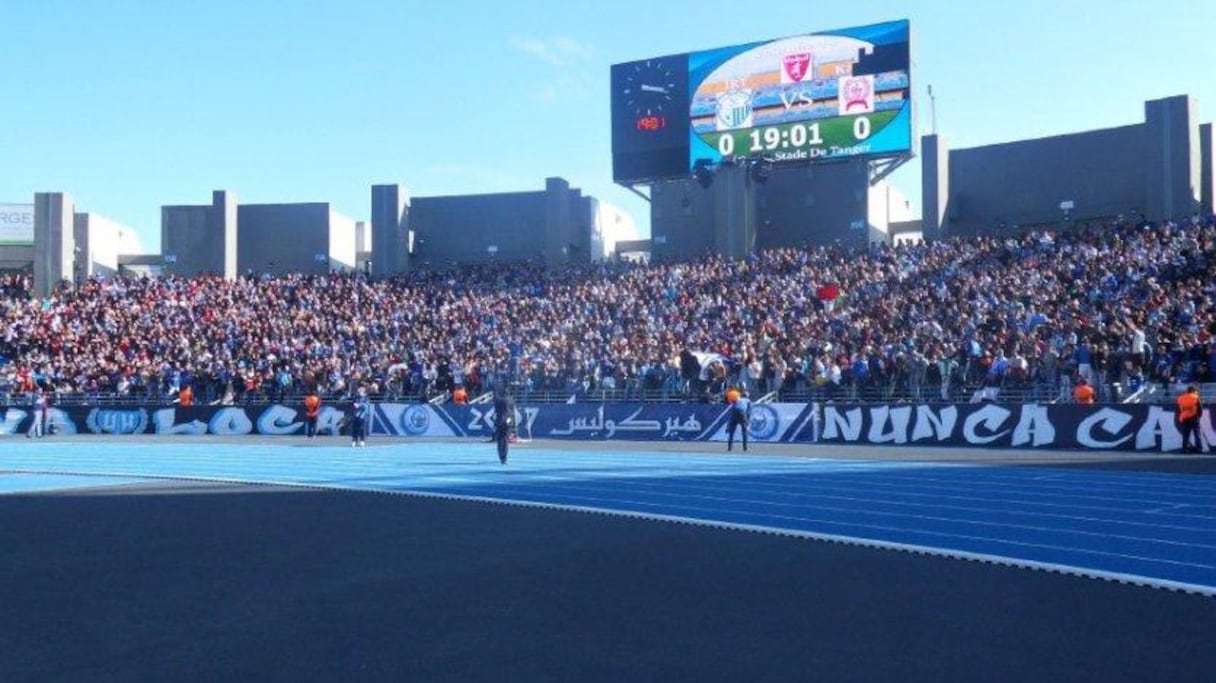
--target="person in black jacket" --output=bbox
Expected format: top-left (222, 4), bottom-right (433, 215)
top-left (493, 389), bottom-right (515, 464)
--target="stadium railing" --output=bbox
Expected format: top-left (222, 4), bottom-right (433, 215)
top-left (2, 379), bottom-right (1189, 409)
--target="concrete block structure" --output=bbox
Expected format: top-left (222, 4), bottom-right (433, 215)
top-left (922, 95), bottom-right (1214, 237)
top-left (650, 159), bottom-right (876, 260)
top-left (400, 177), bottom-right (595, 271)
top-left (237, 203), bottom-right (357, 276)
top-left (161, 190), bottom-right (238, 278)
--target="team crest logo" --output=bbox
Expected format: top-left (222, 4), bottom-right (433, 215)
top-left (402, 405), bottom-right (430, 435)
top-left (748, 405), bottom-right (780, 440)
top-left (87, 408), bottom-right (149, 434)
top-left (715, 89), bottom-right (754, 131)
top-left (781, 53), bottom-right (812, 84)
top-left (838, 75), bottom-right (875, 114)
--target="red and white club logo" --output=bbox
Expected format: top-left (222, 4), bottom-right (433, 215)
top-left (838, 75), bottom-right (875, 114)
top-left (781, 53), bottom-right (811, 84)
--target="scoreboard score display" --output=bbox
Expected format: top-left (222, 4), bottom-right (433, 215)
top-left (611, 20), bottom-right (911, 184)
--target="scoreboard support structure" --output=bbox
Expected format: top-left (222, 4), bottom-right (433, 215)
top-left (868, 153), bottom-right (913, 186)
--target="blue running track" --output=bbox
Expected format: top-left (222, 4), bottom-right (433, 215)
top-left (3, 440), bottom-right (1214, 595)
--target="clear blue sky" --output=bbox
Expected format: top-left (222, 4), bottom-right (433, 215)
top-left (3, 0), bottom-right (1214, 252)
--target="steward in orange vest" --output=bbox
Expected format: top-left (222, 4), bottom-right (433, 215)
top-left (304, 391), bottom-right (321, 438)
top-left (1073, 378), bottom-right (1095, 404)
top-left (1176, 385), bottom-right (1204, 454)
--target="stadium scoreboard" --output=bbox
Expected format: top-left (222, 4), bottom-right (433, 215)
top-left (611, 19), bottom-right (912, 184)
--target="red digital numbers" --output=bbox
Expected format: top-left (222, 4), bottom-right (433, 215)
top-left (636, 116), bottom-right (666, 132)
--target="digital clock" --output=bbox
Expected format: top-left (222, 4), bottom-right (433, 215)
top-left (636, 116), bottom-right (666, 132)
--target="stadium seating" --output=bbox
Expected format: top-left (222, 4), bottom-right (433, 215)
top-left (0, 216), bottom-right (1213, 408)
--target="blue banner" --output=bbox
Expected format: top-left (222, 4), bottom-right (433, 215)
top-left (817, 403), bottom-right (1214, 452)
top-left (2, 401), bottom-right (1212, 453)
top-left (374, 402), bottom-right (817, 443)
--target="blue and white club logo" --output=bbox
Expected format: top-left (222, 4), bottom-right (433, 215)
top-left (716, 89), bottom-right (754, 131)
top-left (748, 404), bottom-right (780, 440)
top-left (401, 405), bottom-right (431, 436)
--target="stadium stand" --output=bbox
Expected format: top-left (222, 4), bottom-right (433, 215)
top-left (1, 216), bottom-right (1213, 408)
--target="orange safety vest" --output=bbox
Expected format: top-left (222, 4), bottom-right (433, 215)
top-left (1073, 384), bottom-right (1095, 404)
top-left (304, 395), bottom-right (321, 418)
top-left (725, 388), bottom-right (740, 404)
top-left (178, 386), bottom-right (194, 407)
top-left (1177, 392), bottom-right (1200, 421)
top-left (453, 388), bottom-right (468, 405)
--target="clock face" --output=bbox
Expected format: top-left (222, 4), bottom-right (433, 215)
top-left (623, 60), bottom-right (677, 117)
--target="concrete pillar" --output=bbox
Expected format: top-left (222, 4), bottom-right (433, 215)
top-left (1200, 122), bottom-right (1214, 216)
top-left (712, 162), bottom-right (757, 260)
top-left (33, 192), bottom-right (74, 296)
top-left (371, 184), bottom-right (410, 277)
top-left (544, 177), bottom-right (570, 264)
top-left (920, 134), bottom-right (949, 240)
top-left (1144, 95), bottom-right (1201, 223)
top-left (216, 190), bottom-right (238, 280)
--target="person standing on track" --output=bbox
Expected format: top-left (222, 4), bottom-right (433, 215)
top-left (1176, 385), bottom-right (1204, 454)
top-left (727, 388), bottom-right (752, 452)
top-left (350, 388), bottom-right (370, 447)
top-left (26, 388), bottom-right (46, 438)
top-left (493, 388), bottom-right (515, 465)
top-left (304, 388), bottom-right (321, 438)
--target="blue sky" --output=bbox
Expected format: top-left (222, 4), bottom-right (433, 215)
top-left (3, 0), bottom-right (1214, 252)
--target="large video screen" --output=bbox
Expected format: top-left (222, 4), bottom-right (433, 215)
top-left (611, 20), bottom-right (911, 184)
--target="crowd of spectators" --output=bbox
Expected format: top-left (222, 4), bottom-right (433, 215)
top-left (1, 215), bottom-right (1214, 407)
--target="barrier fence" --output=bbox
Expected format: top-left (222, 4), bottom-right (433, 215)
top-left (4, 401), bottom-right (1213, 454)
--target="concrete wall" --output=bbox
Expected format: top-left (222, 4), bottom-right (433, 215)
top-left (162, 190), bottom-right (237, 278)
top-left (593, 200), bottom-right (641, 260)
top-left (0, 245), bottom-right (34, 272)
top-left (405, 178), bottom-right (594, 269)
top-left (755, 160), bottom-right (871, 251)
top-left (328, 209), bottom-right (358, 272)
top-left (948, 124), bottom-right (1146, 232)
top-left (925, 95), bottom-right (1209, 237)
top-left (649, 178), bottom-right (717, 262)
top-left (237, 203), bottom-right (331, 276)
top-left (650, 159), bottom-right (871, 260)
top-left (409, 192), bottom-right (544, 267)
top-left (73, 213), bottom-right (143, 279)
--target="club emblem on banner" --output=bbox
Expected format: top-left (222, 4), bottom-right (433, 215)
top-left (838, 75), bottom-right (875, 114)
top-left (402, 405), bottom-right (431, 435)
top-left (748, 404), bottom-right (781, 440)
top-left (781, 52), bottom-right (812, 84)
top-left (715, 89), bottom-right (754, 131)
